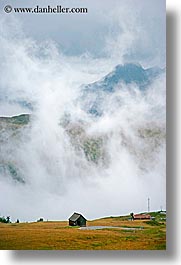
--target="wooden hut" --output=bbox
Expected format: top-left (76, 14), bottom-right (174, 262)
top-left (68, 212), bottom-right (86, 227)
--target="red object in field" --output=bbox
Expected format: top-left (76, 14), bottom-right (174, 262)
top-left (133, 214), bottom-right (151, 220)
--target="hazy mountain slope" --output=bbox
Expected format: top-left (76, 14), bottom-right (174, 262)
top-left (81, 63), bottom-right (165, 116)
top-left (0, 114), bottom-right (29, 184)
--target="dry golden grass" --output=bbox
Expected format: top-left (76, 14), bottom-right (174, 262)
top-left (0, 218), bottom-right (166, 250)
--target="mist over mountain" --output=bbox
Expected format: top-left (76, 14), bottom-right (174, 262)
top-left (81, 63), bottom-right (165, 116)
top-left (0, 63), bottom-right (165, 117)
top-left (0, 61), bottom-right (166, 221)
top-left (85, 63), bottom-right (164, 92)
top-left (0, 2), bottom-right (165, 221)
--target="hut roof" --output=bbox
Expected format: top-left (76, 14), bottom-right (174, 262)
top-left (69, 212), bottom-right (86, 221)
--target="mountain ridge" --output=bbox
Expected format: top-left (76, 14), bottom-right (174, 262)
top-left (80, 63), bottom-right (165, 116)
top-left (84, 63), bottom-right (165, 93)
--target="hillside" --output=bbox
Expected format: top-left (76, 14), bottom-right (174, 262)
top-left (0, 112), bottom-right (165, 184)
top-left (0, 212), bottom-right (166, 250)
top-left (0, 114), bottom-right (29, 184)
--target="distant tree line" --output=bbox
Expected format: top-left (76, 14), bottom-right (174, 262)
top-left (0, 216), bottom-right (11, 223)
top-left (0, 215), bottom-right (45, 223)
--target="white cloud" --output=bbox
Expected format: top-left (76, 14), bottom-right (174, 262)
top-left (0, 3), bottom-right (166, 221)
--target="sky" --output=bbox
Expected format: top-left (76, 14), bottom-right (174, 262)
top-left (0, 0), bottom-right (166, 66)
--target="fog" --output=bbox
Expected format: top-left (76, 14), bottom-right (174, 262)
top-left (0, 7), bottom-right (165, 222)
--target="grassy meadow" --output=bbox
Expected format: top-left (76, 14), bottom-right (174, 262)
top-left (0, 213), bottom-right (166, 250)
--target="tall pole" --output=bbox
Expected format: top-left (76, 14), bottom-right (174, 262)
top-left (148, 197), bottom-right (150, 213)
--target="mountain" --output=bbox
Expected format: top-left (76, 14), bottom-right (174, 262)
top-left (0, 63), bottom-right (165, 183)
top-left (81, 63), bottom-right (165, 115)
top-left (0, 114), bottom-right (29, 184)
top-left (0, 114), bottom-right (30, 126)
top-left (85, 63), bottom-right (164, 92)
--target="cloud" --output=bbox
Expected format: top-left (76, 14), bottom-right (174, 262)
top-left (0, 0), bottom-right (165, 66)
top-left (0, 4), bottom-right (165, 221)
